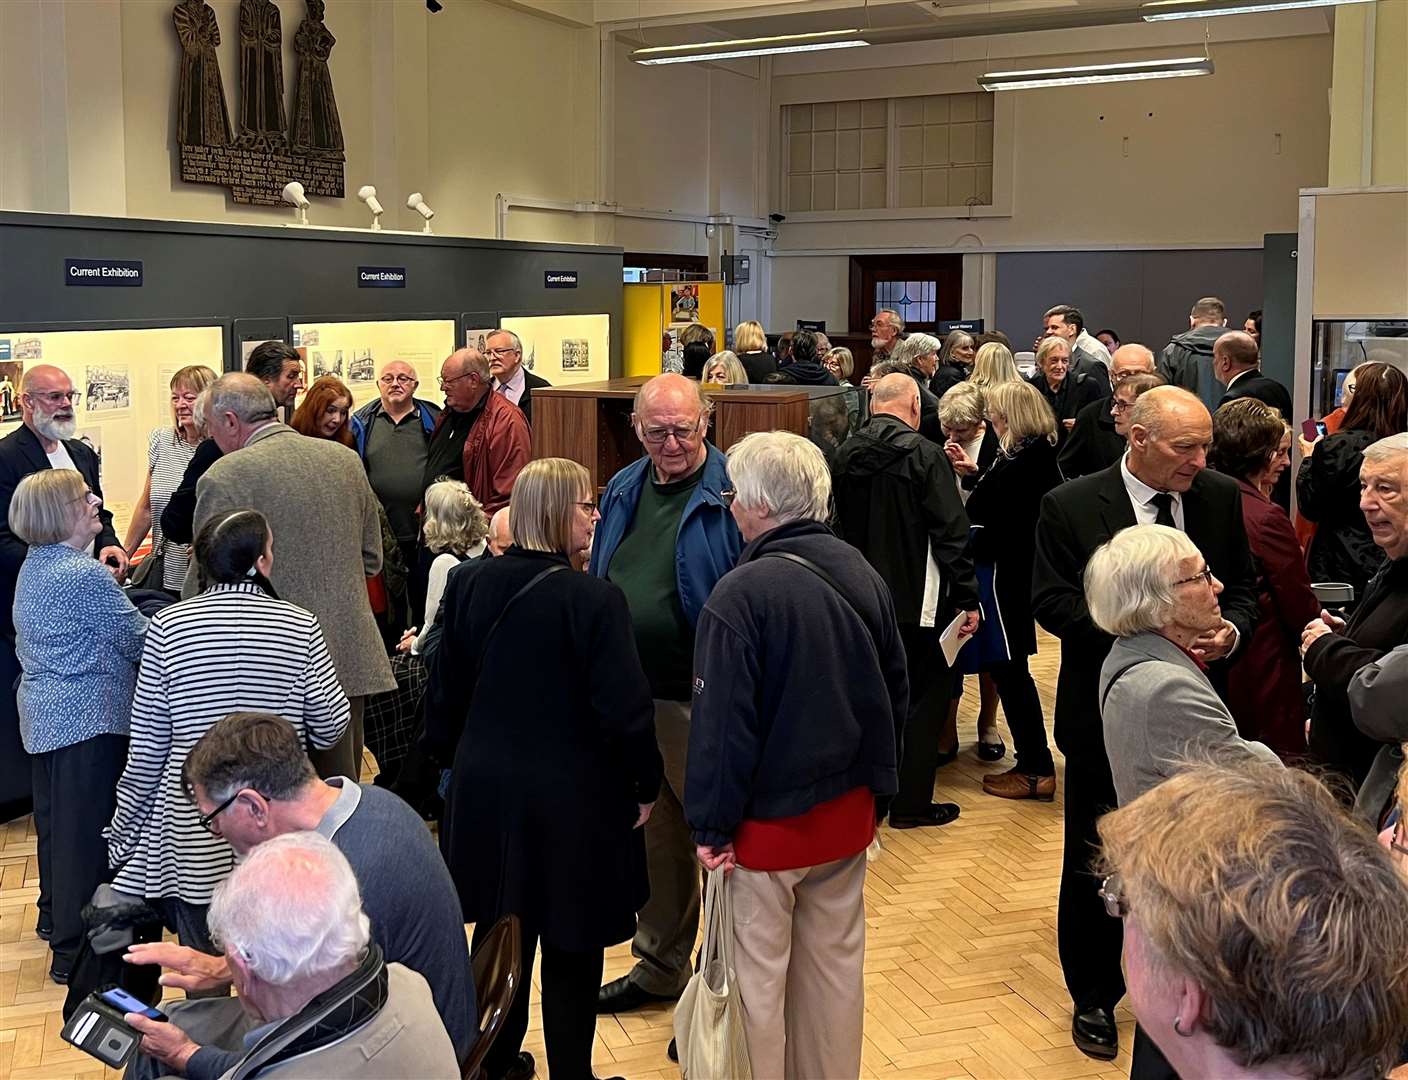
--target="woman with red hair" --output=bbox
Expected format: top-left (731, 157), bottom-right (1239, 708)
top-left (289, 374), bottom-right (355, 447)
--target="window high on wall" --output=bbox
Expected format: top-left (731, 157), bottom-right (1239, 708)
top-left (875, 280), bottom-right (937, 326)
top-left (784, 93), bottom-right (994, 214)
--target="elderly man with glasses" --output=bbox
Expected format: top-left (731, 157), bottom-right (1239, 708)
top-left (590, 373), bottom-right (743, 1023)
top-left (423, 347), bottom-right (529, 517)
top-left (350, 360), bottom-right (442, 618)
top-left (0, 364), bottom-right (126, 816)
top-left (486, 329), bottom-right (553, 426)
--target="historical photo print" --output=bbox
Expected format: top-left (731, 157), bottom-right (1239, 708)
top-left (561, 339), bottom-right (590, 372)
top-left (85, 365), bottom-right (132, 412)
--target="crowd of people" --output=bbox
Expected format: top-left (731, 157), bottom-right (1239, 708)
top-left (5, 295), bottom-right (1408, 1080)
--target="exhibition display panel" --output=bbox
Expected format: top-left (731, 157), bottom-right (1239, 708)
top-left (0, 324), bottom-right (226, 536)
top-left (290, 318), bottom-right (457, 410)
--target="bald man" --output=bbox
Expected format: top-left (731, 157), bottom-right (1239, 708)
top-left (1032, 384), bottom-right (1259, 1063)
top-left (592, 373), bottom-right (743, 1017)
top-left (1215, 331), bottom-right (1292, 509)
top-left (0, 364), bottom-right (126, 823)
top-left (832, 372), bottom-right (979, 830)
top-left (423, 348), bottom-right (528, 515)
top-left (1059, 344), bottom-right (1159, 480)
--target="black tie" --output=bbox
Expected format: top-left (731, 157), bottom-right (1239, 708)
top-left (1151, 492), bottom-right (1177, 528)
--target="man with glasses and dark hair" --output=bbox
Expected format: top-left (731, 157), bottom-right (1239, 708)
top-left (0, 364), bottom-right (126, 815)
top-left (486, 329), bottom-right (552, 426)
top-left (591, 372), bottom-right (742, 1021)
top-left (350, 359), bottom-right (441, 609)
top-left (423, 347), bottom-right (529, 515)
top-left (122, 711), bottom-right (474, 1080)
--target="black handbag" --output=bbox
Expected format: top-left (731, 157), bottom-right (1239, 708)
top-left (62, 887), bottom-right (165, 1022)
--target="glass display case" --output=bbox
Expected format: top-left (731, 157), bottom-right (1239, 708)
top-left (1309, 320), bottom-right (1408, 417)
top-left (716, 383), bottom-right (859, 465)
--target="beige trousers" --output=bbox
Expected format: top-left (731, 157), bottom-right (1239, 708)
top-left (730, 851), bottom-right (867, 1080)
top-left (308, 695), bottom-right (366, 782)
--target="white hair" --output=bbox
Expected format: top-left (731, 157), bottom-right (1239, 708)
top-left (191, 388), bottom-right (211, 437)
top-left (1085, 524), bottom-right (1202, 637)
top-left (208, 832), bottom-right (369, 987)
top-left (726, 431), bottom-right (831, 525)
top-left (1363, 433), bottom-right (1408, 467)
top-left (893, 334), bottom-right (942, 367)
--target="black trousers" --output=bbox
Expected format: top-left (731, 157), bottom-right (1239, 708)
top-left (1058, 757), bottom-right (1126, 1013)
top-left (988, 656), bottom-right (1054, 776)
top-left (894, 625), bottom-right (960, 815)
top-left (475, 918), bottom-right (605, 1080)
top-left (31, 733), bottom-right (126, 969)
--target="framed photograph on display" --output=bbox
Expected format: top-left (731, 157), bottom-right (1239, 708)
top-left (288, 319), bottom-right (457, 410)
top-left (499, 314), bottom-right (610, 385)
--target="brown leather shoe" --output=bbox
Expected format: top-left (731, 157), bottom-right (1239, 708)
top-left (982, 768), bottom-right (1056, 802)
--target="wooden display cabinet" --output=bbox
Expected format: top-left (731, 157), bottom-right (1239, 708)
top-left (532, 377), bottom-right (813, 491)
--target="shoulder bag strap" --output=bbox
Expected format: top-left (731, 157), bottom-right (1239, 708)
top-left (761, 551), bottom-right (880, 662)
top-left (472, 565), bottom-right (567, 684)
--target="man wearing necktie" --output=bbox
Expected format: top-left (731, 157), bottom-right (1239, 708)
top-left (1031, 386), bottom-right (1259, 1068)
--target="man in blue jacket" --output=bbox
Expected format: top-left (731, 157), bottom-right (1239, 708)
top-left (350, 360), bottom-right (441, 619)
top-left (590, 373), bottom-right (742, 1017)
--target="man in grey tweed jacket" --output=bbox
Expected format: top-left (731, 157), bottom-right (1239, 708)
top-left (185, 374), bottom-right (393, 777)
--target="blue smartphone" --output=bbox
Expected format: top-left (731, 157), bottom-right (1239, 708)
top-left (99, 987), bottom-right (167, 1022)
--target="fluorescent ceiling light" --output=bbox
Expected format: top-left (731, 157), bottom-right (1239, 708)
top-left (631, 28), bottom-right (869, 65)
top-left (1142, 0), bottom-right (1372, 20)
top-left (979, 56), bottom-right (1214, 90)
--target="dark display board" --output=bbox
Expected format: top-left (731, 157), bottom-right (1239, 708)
top-left (994, 248), bottom-right (1264, 360)
top-left (0, 212), bottom-right (624, 372)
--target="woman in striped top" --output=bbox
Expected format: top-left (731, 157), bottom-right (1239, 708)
top-left (123, 365), bottom-right (217, 594)
top-left (105, 508), bottom-right (349, 952)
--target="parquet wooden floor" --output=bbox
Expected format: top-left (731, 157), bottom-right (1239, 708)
top-left (0, 633), bottom-right (1134, 1080)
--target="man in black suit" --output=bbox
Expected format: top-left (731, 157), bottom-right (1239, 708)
top-left (487, 329), bottom-right (551, 425)
top-left (1032, 386), bottom-right (1259, 1064)
top-left (0, 365), bottom-right (126, 814)
top-left (1058, 344), bottom-right (1158, 480)
top-left (1216, 330), bottom-right (1292, 510)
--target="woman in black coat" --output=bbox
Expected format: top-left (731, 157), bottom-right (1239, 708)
top-left (963, 381), bottom-right (1063, 801)
top-left (1298, 362), bottom-right (1408, 602)
top-left (424, 458), bottom-right (662, 1080)
top-left (1028, 336), bottom-right (1107, 442)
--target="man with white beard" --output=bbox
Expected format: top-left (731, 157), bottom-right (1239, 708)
top-left (0, 364), bottom-right (126, 817)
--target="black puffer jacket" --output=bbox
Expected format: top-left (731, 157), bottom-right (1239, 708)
top-left (831, 414), bottom-right (978, 624)
top-left (1159, 324), bottom-right (1229, 413)
top-left (1298, 427), bottom-right (1386, 597)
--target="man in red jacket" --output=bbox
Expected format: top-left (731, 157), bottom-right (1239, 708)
top-left (424, 347), bottom-right (530, 514)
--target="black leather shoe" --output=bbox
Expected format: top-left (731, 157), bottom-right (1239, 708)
top-left (977, 737), bottom-right (1006, 762)
top-left (1072, 1007), bottom-right (1118, 1060)
top-left (667, 1037), bottom-right (678, 1062)
top-left (501, 1051), bottom-right (535, 1080)
top-left (48, 965), bottom-right (70, 986)
top-left (888, 803), bottom-right (961, 829)
top-left (596, 975), bottom-right (678, 1015)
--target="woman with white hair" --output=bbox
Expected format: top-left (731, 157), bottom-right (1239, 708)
top-left (686, 431), bottom-right (907, 1080)
top-left (1086, 523), bottom-right (1279, 806)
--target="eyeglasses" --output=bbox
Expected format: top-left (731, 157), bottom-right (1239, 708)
top-left (1171, 565), bottom-right (1215, 589)
top-left (439, 371), bottom-right (475, 388)
top-left (379, 374), bottom-right (417, 386)
top-left (1111, 398), bottom-right (1135, 412)
top-left (575, 499), bottom-right (597, 513)
top-left (1391, 826), bottom-right (1408, 860)
top-left (32, 390), bottom-right (78, 405)
top-left (197, 789), bottom-right (246, 833)
top-left (638, 420), bottom-right (703, 445)
top-left (486, 347), bottom-right (520, 358)
top-left (720, 488), bottom-right (736, 507)
top-left (1098, 873), bottom-right (1129, 918)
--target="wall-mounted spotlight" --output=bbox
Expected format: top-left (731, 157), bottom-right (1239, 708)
top-left (281, 181), bottom-right (310, 226)
top-left (407, 192), bottom-right (435, 234)
top-left (357, 185), bottom-right (384, 231)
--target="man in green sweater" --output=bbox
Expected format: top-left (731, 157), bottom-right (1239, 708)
top-left (589, 374), bottom-right (743, 1016)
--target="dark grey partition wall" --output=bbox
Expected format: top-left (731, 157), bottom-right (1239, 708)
top-left (994, 248), bottom-right (1264, 358)
top-left (0, 212), bottom-right (624, 368)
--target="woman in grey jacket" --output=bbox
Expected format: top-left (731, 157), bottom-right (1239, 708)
top-left (1085, 524), bottom-right (1279, 807)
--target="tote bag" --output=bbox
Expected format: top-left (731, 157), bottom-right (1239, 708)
top-left (673, 867), bottom-right (752, 1080)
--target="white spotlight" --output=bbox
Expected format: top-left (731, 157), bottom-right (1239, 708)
top-left (407, 192), bottom-right (435, 234)
top-left (281, 181), bottom-right (310, 226)
top-left (357, 185), bottom-right (384, 231)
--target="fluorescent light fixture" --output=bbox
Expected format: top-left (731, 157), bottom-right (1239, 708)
top-left (1143, 0), bottom-right (1371, 19)
top-left (978, 56), bottom-right (1214, 91)
top-left (631, 28), bottom-right (869, 65)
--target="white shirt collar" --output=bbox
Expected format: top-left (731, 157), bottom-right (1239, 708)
top-left (493, 365), bottom-right (526, 395)
top-left (1225, 367), bottom-right (1256, 390)
top-left (1120, 451), bottom-right (1181, 511)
